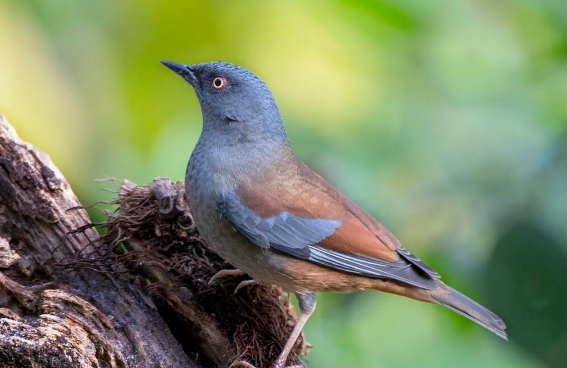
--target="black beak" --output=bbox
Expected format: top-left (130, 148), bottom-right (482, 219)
top-left (161, 60), bottom-right (198, 86)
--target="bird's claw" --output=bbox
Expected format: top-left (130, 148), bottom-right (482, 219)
top-left (207, 269), bottom-right (246, 286)
top-left (234, 279), bottom-right (257, 294)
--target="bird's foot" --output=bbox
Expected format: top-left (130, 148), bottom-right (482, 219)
top-left (207, 269), bottom-right (246, 286)
top-left (234, 279), bottom-right (258, 294)
top-left (268, 355), bottom-right (305, 368)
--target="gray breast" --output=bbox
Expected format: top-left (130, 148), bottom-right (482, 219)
top-left (184, 137), bottom-right (298, 285)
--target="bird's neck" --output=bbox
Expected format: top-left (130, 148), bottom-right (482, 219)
top-left (191, 128), bottom-right (294, 185)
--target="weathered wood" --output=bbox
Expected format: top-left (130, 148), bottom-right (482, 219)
top-left (0, 115), bottom-right (200, 368)
top-left (0, 115), bottom-right (307, 368)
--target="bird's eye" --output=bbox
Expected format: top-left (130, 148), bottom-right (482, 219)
top-left (212, 76), bottom-right (227, 90)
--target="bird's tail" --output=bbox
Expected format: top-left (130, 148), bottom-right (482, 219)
top-left (431, 282), bottom-right (507, 340)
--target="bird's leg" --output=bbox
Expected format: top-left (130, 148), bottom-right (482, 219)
top-left (231, 293), bottom-right (315, 368)
top-left (270, 292), bottom-right (316, 368)
top-left (207, 269), bottom-right (247, 286)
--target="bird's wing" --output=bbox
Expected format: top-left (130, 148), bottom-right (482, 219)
top-left (341, 196), bottom-right (440, 278)
top-left (217, 162), bottom-right (440, 290)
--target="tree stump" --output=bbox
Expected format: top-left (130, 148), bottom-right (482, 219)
top-left (0, 115), bottom-right (307, 368)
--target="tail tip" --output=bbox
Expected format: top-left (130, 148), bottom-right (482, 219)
top-left (433, 285), bottom-right (508, 341)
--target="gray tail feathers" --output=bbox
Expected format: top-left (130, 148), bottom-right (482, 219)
top-left (432, 283), bottom-right (508, 340)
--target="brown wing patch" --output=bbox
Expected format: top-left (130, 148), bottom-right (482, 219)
top-left (343, 197), bottom-right (401, 250)
top-left (237, 158), bottom-right (401, 262)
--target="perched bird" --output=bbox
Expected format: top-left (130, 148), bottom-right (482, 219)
top-left (162, 60), bottom-right (507, 368)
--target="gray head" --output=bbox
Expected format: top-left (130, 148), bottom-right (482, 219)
top-left (162, 61), bottom-right (288, 144)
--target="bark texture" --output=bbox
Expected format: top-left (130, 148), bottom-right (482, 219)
top-left (0, 115), bottom-right (307, 368)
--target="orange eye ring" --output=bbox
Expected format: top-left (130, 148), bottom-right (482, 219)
top-left (212, 76), bottom-right (227, 90)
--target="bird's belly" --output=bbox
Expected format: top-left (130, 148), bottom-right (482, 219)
top-left (190, 200), bottom-right (300, 288)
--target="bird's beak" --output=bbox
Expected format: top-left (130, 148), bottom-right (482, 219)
top-left (161, 60), bottom-right (199, 87)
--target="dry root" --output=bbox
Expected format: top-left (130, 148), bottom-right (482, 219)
top-left (63, 178), bottom-right (308, 367)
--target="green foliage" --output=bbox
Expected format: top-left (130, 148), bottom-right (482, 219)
top-left (487, 224), bottom-right (567, 368)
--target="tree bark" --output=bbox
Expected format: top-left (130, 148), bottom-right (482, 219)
top-left (0, 115), bottom-right (306, 368)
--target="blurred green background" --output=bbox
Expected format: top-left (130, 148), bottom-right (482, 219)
top-left (1, 0), bottom-right (566, 367)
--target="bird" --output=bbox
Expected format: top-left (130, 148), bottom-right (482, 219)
top-left (161, 60), bottom-right (507, 368)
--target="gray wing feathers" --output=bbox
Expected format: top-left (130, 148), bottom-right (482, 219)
top-left (218, 192), bottom-right (341, 250)
top-left (218, 192), bottom-right (439, 290)
top-left (309, 246), bottom-right (439, 289)
top-left (397, 246), bottom-right (440, 278)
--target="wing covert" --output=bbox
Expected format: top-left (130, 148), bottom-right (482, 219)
top-left (218, 191), bottom-right (439, 290)
top-left (218, 191), bottom-right (341, 256)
